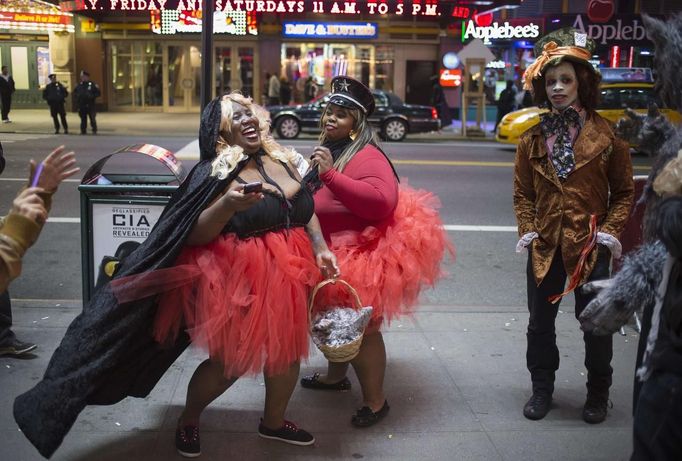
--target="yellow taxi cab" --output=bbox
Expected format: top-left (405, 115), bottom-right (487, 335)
top-left (495, 80), bottom-right (682, 146)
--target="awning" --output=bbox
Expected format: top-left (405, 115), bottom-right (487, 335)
top-left (0, 0), bottom-right (74, 33)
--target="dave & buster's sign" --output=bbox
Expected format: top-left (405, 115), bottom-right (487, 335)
top-left (283, 21), bottom-right (377, 38)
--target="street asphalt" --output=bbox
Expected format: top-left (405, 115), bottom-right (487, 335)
top-left (1, 109), bottom-right (638, 460)
top-left (0, 109), bottom-right (494, 141)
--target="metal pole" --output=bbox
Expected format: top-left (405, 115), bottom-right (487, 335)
top-left (200, 0), bottom-right (214, 160)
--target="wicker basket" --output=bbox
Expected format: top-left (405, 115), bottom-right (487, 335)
top-left (308, 278), bottom-right (366, 362)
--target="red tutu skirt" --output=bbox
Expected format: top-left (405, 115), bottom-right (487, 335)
top-left (142, 228), bottom-right (319, 378)
top-left (314, 184), bottom-right (454, 333)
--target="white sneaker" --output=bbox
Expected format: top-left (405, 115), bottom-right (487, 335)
top-left (2, 119), bottom-right (10, 123)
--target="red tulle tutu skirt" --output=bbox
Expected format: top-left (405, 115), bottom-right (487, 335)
top-left (314, 184), bottom-right (454, 333)
top-left (149, 228), bottom-right (319, 377)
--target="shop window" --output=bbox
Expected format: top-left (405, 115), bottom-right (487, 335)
top-left (375, 46), bottom-right (394, 92)
top-left (238, 47), bottom-right (254, 98)
top-left (281, 43), bottom-right (393, 101)
top-left (10, 46), bottom-right (29, 90)
top-left (111, 42), bottom-right (162, 109)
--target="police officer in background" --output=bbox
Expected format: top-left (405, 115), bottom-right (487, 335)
top-left (73, 70), bottom-right (100, 135)
top-left (43, 74), bottom-right (69, 134)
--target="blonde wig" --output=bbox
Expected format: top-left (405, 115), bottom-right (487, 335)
top-left (211, 92), bottom-right (299, 179)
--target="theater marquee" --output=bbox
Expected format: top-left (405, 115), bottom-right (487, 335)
top-left (61, 0), bottom-right (442, 16)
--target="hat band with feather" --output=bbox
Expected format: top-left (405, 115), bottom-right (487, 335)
top-left (522, 41), bottom-right (593, 90)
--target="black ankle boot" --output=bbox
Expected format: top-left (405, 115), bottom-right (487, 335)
top-left (582, 393), bottom-right (609, 424)
top-left (523, 392), bottom-right (552, 420)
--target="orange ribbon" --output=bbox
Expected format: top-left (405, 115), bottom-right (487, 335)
top-left (522, 41), bottom-right (593, 91)
top-left (547, 214), bottom-right (598, 304)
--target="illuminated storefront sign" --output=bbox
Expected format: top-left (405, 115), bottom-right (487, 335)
top-left (439, 69), bottom-right (461, 87)
top-left (0, 11), bottom-right (74, 32)
top-left (547, 14), bottom-right (656, 46)
top-left (462, 19), bottom-right (540, 44)
top-left (150, 9), bottom-right (257, 34)
top-left (283, 21), bottom-right (377, 39)
top-left (60, 0), bottom-right (441, 16)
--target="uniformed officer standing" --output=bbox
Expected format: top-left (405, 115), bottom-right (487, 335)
top-left (42, 74), bottom-right (69, 134)
top-left (73, 71), bottom-right (100, 135)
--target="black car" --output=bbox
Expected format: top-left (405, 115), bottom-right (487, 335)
top-left (267, 90), bottom-right (441, 142)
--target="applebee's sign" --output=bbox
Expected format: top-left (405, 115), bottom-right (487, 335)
top-left (461, 19), bottom-right (540, 44)
top-left (572, 14), bottom-right (646, 44)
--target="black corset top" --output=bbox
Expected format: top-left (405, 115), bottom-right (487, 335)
top-left (223, 155), bottom-right (314, 239)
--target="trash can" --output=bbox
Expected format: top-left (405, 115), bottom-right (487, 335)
top-left (79, 144), bottom-right (187, 303)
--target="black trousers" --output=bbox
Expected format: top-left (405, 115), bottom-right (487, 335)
top-left (632, 371), bottom-right (682, 460)
top-left (526, 246), bottom-right (613, 396)
top-left (49, 102), bottom-right (68, 132)
top-left (0, 290), bottom-right (15, 345)
top-left (1, 92), bottom-right (11, 120)
top-left (78, 106), bottom-right (97, 134)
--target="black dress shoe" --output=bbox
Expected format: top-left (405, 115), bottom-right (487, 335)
top-left (523, 392), bottom-right (552, 420)
top-left (351, 400), bottom-right (389, 427)
top-left (582, 394), bottom-right (609, 424)
top-left (300, 372), bottom-right (351, 391)
top-left (0, 338), bottom-right (37, 357)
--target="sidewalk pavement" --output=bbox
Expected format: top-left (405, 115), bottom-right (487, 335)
top-left (1, 302), bottom-right (638, 460)
top-left (0, 109), bottom-right (499, 142)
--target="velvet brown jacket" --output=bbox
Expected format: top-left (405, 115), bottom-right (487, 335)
top-left (513, 112), bottom-right (634, 286)
top-left (0, 192), bottom-right (51, 292)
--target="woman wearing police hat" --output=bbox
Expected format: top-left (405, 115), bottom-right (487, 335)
top-left (300, 76), bottom-right (452, 427)
top-left (513, 28), bottom-right (634, 423)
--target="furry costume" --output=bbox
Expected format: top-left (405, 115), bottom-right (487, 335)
top-left (578, 15), bottom-right (682, 459)
top-left (577, 16), bottom-right (682, 458)
top-left (578, 12), bottom-right (682, 343)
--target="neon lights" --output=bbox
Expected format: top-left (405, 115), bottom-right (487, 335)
top-left (61, 0), bottom-right (441, 16)
top-left (0, 11), bottom-right (74, 32)
top-left (282, 21), bottom-right (377, 39)
top-left (462, 20), bottom-right (540, 44)
top-left (150, 9), bottom-right (257, 34)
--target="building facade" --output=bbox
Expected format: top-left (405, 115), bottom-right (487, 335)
top-left (4, 0), bottom-right (680, 112)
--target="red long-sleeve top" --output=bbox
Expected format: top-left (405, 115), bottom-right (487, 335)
top-left (314, 144), bottom-right (399, 242)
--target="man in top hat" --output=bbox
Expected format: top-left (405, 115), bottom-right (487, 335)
top-left (513, 27), bottom-right (634, 423)
top-left (43, 74), bottom-right (69, 134)
top-left (73, 71), bottom-right (100, 135)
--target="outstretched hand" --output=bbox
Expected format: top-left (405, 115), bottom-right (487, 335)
top-left (29, 146), bottom-right (80, 192)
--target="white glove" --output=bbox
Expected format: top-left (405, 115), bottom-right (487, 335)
top-left (516, 232), bottom-right (538, 253)
top-left (597, 232), bottom-right (622, 259)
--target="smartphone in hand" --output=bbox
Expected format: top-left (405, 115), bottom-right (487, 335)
top-left (242, 181), bottom-right (263, 194)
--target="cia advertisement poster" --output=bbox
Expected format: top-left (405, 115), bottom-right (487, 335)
top-left (90, 202), bottom-right (166, 281)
